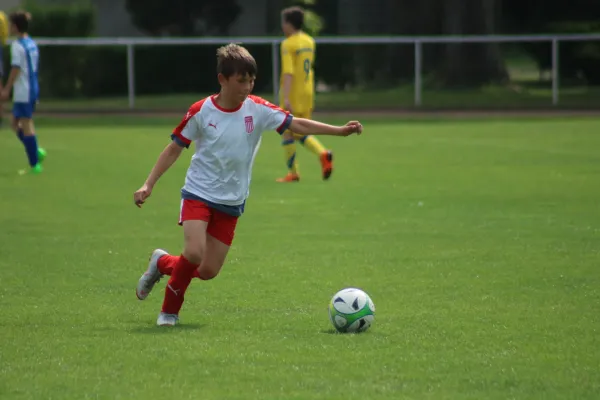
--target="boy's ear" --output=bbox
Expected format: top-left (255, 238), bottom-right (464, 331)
top-left (217, 73), bottom-right (227, 85)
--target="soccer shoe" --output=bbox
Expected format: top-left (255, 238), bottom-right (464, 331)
top-left (320, 150), bottom-right (334, 180)
top-left (276, 173), bottom-right (300, 183)
top-left (37, 148), bottom-right (47, 163)
top-left (157, 312), bottom-right (179, 327)
top-left (136, 249), bottom-right (168, 300)
top-left (31, 164), bottom-right (43, 174)
top-left (18, 163), bottom-right (43, 176)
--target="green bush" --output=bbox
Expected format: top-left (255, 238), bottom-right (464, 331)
top-left (80, 47), bottom-right (128, 96)
top-left (128, 43), bottom-right (272, 96)
top-left (0, 0), bottom-right (302, 98)
top-left (523, 21), bottom-right (600, 84)
top-left (552, 21), bottom-right (600, 84)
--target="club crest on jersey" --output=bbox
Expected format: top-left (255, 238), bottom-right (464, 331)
top-left (244, 116), bottom-right (254, 133)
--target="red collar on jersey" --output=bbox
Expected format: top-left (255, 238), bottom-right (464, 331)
top-left (210, 94), bottom-right (243, 113)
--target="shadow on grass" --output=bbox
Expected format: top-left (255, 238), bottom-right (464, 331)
top-left (320, 328), bottom-right (364, 335)
top-left (130, 323), bottom-right (204, 334)
top-left (320, 328), bottom-right (376, 335)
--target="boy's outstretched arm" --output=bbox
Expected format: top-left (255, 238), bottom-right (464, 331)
top-left (134, 141), bottom-right (184, 208)
top-left (288, 118), bottom-right (363, 137)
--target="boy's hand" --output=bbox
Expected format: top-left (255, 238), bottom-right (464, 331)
top-left (339, 121), bottom-right (363, 136)
top-left (0, 89), bottom-right (9, 100)
top-left (134, 184), bottom-right (153, 208)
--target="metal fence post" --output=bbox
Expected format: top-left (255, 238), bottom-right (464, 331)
top-left (127, 43), bottom-right (135, 109)
top-left (414, 40), bottom-right (422, 107)
top-left (552, 38), bottom-right (559, 106)
top-left (271, 40), bottom-right (279, 103)
top-left (29, 34), bottom-right (600, 111)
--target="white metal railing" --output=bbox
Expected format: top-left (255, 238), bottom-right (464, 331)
top-left (29, 34), bottom-right (600, 109)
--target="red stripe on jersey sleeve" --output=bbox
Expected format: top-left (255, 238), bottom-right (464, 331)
top-left (248, 95), bottom-right (285, 112)
top-left (172, 98), bottom-right (207, 146)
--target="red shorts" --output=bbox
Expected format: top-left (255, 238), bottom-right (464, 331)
top-left (178, 199), bottom-right (239, 246)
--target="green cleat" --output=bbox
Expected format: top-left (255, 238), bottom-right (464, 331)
top-left (19, 163), bottom-right (43, 176)
top-left (31, 163), bottom-right (43, 174)
top-left (37, 148), bottom-right (47, 163)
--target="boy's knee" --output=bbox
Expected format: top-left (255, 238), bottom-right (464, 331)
top-left (183, 248), bottom-right (204, 265)
top-left (21, 119), bottom-right (34, 135)
top-left (282, 131), bottom-right (293, 141)
top-left (197, 264), bottom-right (221, 280)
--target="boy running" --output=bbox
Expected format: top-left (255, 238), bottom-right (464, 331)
top-left (133, 44), bottom-right (363, 326)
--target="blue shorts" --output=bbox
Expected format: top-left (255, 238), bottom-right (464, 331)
top-left (13, 102), bottom-right (36, 119)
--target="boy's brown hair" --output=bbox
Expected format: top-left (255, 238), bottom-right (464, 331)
top-left (281, 6), bottom-right (304, 30)
top-left (9, 10), bottom-right (31, 33)
top-left (216, 43), bottom-right (257, 78)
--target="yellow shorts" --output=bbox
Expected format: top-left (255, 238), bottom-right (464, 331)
top-left (292, 110), bottom-right (312, 119)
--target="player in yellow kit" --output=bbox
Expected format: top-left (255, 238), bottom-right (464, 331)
top-left (276, 6), bottom-right (333, 183)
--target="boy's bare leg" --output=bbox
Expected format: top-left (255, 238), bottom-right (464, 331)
top-left (154, 220), bottom-right (231, 326)
top-left (197, 233), bottom-right (231, 280)
top-left (181, 219), bottom-right (208, 265)
top-left (146, 231), bottom-right (231, 281)
top-left (20, 117), bottom-right (34, 135)
top-left (136, 218), bottom-right (208, 301)
top-left (156, 220), bottom-right (207, 325)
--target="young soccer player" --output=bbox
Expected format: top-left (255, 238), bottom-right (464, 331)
top-left (1, 11), bottom-right (45, 175)
top-left (133, 43), bottom-right (363, 327)
top-left (276, 6), bottom-right (333, 183)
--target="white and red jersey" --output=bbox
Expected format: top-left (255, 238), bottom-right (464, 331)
top-left (171, 94), bottom-right (293, 208)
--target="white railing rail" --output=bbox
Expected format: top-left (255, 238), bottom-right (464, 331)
top-left (29, 34), bottom-right (600, 109)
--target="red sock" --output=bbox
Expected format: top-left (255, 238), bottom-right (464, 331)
top-left (158, 254), bottom-right (200, 279)
top-left (161, 254), bottom-right (199, 315)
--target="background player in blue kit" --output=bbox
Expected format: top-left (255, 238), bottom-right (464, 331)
top-left (1, 10), bottom-right (46, 175)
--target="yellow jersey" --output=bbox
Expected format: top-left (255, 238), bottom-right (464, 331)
top-left (279, 31), bottom-right (315, 114)
top-left (0, 11), bottom-right (8, 45)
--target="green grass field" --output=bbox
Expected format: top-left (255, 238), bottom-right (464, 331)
top-left (1, 116), bottom-right (600, 399)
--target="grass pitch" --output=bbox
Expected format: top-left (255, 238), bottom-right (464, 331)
top-left (1, 116), bottom-right (599, 399)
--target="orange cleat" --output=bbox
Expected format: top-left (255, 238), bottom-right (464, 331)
top-left (276, 173), bottom-right (300, 183)
top-left (320, 150), bottom-right (333, 180)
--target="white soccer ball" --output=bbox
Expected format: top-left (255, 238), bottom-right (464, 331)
top-left (328, 288), bottom-right (375, 333)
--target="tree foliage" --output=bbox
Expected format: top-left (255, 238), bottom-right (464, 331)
top-left (125, 0), bottom-right (241, 36)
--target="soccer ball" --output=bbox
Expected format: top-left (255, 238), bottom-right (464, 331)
top-left (328, 288), bottom-right (375, 333)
